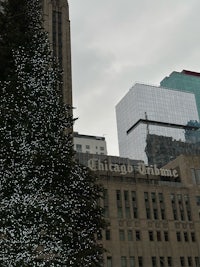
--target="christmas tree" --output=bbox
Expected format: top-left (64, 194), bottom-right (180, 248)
top-left (0, 0), bottom-right (104, 266)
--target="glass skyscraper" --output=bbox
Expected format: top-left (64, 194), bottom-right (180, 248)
top-left (161, 70), bottom-right (200, 118)
top-left (116, 83), bottom-right (199, 163)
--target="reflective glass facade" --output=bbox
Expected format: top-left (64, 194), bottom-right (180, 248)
top-left (161, 70), bottom-right (200, 118)
top-left (116, 83), bottom-right (199, 163)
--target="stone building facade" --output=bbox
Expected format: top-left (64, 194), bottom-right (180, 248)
top-left (73, 132), bottom-right (108, 155)
top-left (77, 153), bottom-right (200, 267)
top-left (42, 0), bottom-right (72, 106)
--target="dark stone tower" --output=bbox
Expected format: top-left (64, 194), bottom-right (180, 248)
top-left (43, 0), bottom-right (72, 106)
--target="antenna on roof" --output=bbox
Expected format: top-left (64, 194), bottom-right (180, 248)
top-left (145, 112), bottom-right (149, 135)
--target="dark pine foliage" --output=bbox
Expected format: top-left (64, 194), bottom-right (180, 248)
top-left (0, 0), bottom-right (105, 266)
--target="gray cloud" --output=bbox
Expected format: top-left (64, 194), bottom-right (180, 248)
top-left (70, 0), bottom-right (200, 155)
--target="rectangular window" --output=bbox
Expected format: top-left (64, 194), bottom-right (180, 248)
top-left (133, 207), bottom-right (138, 218)
top-left (144, 192), bottom-right (149, 202)
top-left (191, 168), bottom-right (197, 184)
top-left (86, 145), bottom-right (90, 149)
top-left (196, 196), bottom-right (200, 206)
top-left (187, 210), bottom-right (192, 221)
top-left (159, 193), bottom-right (164, 203)
top-left (195, 257), bottom-right (200, 267)
top-left (173, 209), bottom-right (177, 220)
top-left (178, 194), bottom-right (185, 221)
top-left (152, 257), bottom-right (157, 267)
top-left (103, 207), bottom-right (109, 218)
top-left (146, 208), bottom-right (151, 219)
top-left (117, 207), bottom-right (123, 218)
top-left (132, 191), bottom-right (138, 218)
top-left (184, 194), bottom-right (189, 205)
top-left (124, 191), bottom-right (129, 207)
top-left (171, 193), bottom-right (178, 220)
top-left (121, 256), bottom-right (127, 267)
top-left (119, 230), bottom-right (125, 241)
top-left (136, 230), bottom-right (141, 241)
top-left (153, 209), bottom-right (158, 220)
top-left (188, 257), bottom-right (192, 267)
top-left (149, 231), bottom-right (154, 241)
top-left (196, 169), bottom-right (200, 184)
top-left (100, 146), bottom-right (104, 151)
top-left (180, 210), bottom-right (185, 221)
top-left (171, 193), bottom-right (175, 203)
top-left (76, 144), bottom-right (82, 152)
top-left (116, 190), bottom-right (122, 208)
top-left (130, 257), bottom-right (135, 267)
top-left (128, 230), bottom-right (133, 241)
top-left (132, 191), bottom-right (136, 201)
top-left (144, 192), bottom-right (151, 219)
top-left (161, 209), bottom-right (166, 220)
top-left (167, 257), bottom-right (172, 267)
top-left (176, 232), bottom-right (181, 242)
top-left (191, 232), bottom-right (196, 242)
top-left (180, 257), bottom-right (185, 267)
top-left (184, 232), bottom-right (188, 242)
top-left (105, 230), bottom-right (111, 240)
top-left (116, 190), bottom-right (121, 201)
top-left (151, 192), bottom-right (156, 203)
top-left (159, 193), bottom-right (166, 220)
top-left (177, 194), bottom-right (182, 204)
top-left (125, 207), bottom-right (131, 219)
top-left (164, 231), bottom-right (169, 241)
top-left (138, 257), bottom-right (143, 267)
top-left (157, 231), bottom-right (161, 241)
top-left (107, 256), bottom-right (112, 267)
top-left (160, 257), bottom-right (165, 267)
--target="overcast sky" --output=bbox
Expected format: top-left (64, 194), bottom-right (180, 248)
top-left (69, 0), bottom-right (200, 156)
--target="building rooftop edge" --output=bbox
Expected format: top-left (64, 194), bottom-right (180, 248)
top-left (182, 69), bottom-right (200, 77)
top-left (116, 82), bottom-right (196, 107)
top-left (73, 132), bottom-right (106, 141)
